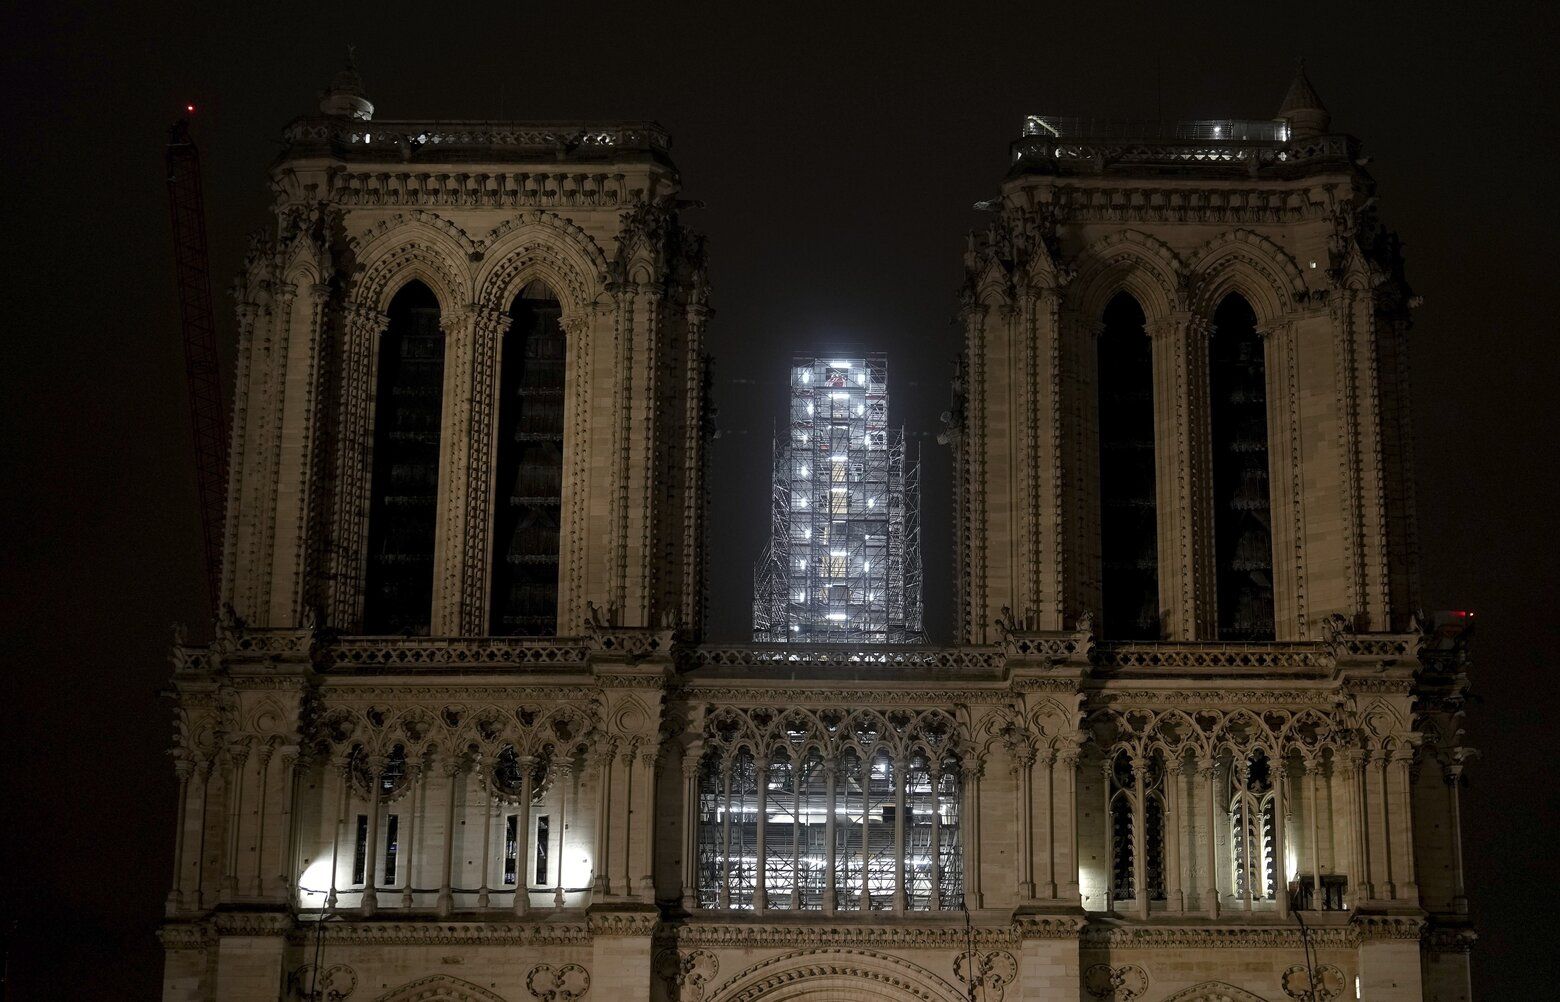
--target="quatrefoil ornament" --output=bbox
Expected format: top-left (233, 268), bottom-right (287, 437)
top-left (288, 963), bottom-right (357, 1001)
top-left (1084, 963), bottom-right (1150, 1001)
top-left (1283, 964), bottom-right (1345, 1000)
top-left (527, 963), bottom-right (591, 1001)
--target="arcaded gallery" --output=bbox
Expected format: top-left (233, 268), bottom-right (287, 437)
top-left (160, 59), bottom-right (1476, 1002)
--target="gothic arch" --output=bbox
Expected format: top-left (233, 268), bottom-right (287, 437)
top-left (374, 974), bottom-right (510, 1002)
top-left (352, 219), bottom-right (472, 312)
top-left (1160, 980), bottom-right (1272, 1002)
top-left (1071, 229), bottom-right (1185, 324)
top-left (708, 948), bottom-right (965, 1002)
top-left (476, 211), bottom-right (611, 316)
top-left (1185, 229), bottom-right (1306, 325)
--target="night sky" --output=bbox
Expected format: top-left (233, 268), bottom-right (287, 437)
top-left (3, 2), bottom-right (1556, 997)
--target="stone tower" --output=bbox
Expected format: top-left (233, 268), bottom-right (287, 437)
top-left (162, 62), bottom-right (1474, 1002)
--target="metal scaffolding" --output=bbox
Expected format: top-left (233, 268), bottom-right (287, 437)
top-left (753, 355), bottom-right (923, 643)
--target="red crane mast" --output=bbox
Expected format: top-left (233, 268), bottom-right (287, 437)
top-left (166, 116), bottom-right (230, 617)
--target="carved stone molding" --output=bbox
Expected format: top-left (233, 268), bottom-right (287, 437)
top-left (212, 911), bottom-right (295, 937)
top-left (712, 948), bottom-right (966, 1002)
top-left (157, 922), bottom-right (211, 950)
top-left (1080, 925), bottom-right (1355, 949)
top-left (586, 908), bottom-right (659, 938)
top-left (300, 920), bottom-right (592, 946)
top-left (1014, 914), bottom-right (1087, 939)
top-left (1351, 914), bottom-right (1425, 941)
top-left (671, 921), bottom-right (1018, 949)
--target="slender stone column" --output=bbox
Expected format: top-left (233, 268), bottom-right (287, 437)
top-left (930, 767), bottom-right (943, 910)
top-left (1147, 314), bottom-right (1216, 639)
top-left (513, 755), bottom-right (534, 915)
top-left (222, 743), bottom-right (250, 899)
top-left (860, 766), bottom-right (871, 910)
top-left (1040, 750), bottom-right (1057, 899)
top-left (791, 762), bottom-right (803, 910)
top-left (639, 746), bottom-right (659, 902)
top-left (1132, 754), bottom-right (1149, 919)
top-left (963, 756), bottom-right (984, 908)
top-left (167, 759), bottom-right (193, 911)
top-left (1059, 746), bottom-right (1080, 902)
top-left (326, 755), bottom-right (348, 910)
top-left (1307, 757), bottom-right (1323, 909)
top-left (192, 758), bottom-right (213, 908)
top-left (1446, 762), bottom-right (1468, 912)
top-left (1391, 748), bottom-right (1419, 901)
top-left (477, 762), bottom-right (494, 908)
top-left (754, 760), bottom-right (769, 912)
top-left (1200, 755), bottom-right (1219, 919)
top-left (436, 755), bottom-right (460, 918)
top-left (251, 742), bottom-right (274, 897)
top-left (553, 759), bottom-right (570, 909)
top-left (1164, 757), bottom-right (1183, 912)
top-left (1375, 752), bottom-right (1394, 899)
top-left (893, 760), bottom-right (907, 913)
top-left (593, 745), bottom-right (614, 897)
top-left (823, 761), bottom-right (838, 915)
top-left (360, 757), bottom-right (384, 916)
top-left (1101, 757), bottom-right (1115, 912)
top-left (1346, 747), bottom-right (1372, 904)
top-left (680, 748), bottom-right (701, 910)
top-left (276, 752), bottom-right (301, 905)
top-left (719, 760), bottom-right (732, 909)
top-left (1274, 753), bottom-right (1289, 919)
top-left (1015, 748), bottom-right (1036, 901)
top-left (619, 746), bottom-right (635, 900)
top-left (402, 760), bottom-right (421, 910)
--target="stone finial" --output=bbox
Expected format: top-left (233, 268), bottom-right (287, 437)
top-left (1276, 58), bottom-right (1330, 139)
top-left (319, 45), bottom-right (374, 121)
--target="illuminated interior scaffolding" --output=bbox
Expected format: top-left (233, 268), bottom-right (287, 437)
top-left (752, 355), bottom-right (923, 643)
top-left (694, 708), bottom-right (963, 912)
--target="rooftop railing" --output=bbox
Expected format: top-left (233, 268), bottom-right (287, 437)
top-left (1012, 115), bottom-right (1357, 174)
top-left (280, 117), bottom-right (672, 160)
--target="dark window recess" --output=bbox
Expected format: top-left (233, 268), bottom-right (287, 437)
top-left (491, 282), bottom-right (566, 635)
top-left (351, 814), bottom-right (369, 885)
top-left (363, 281), bottom-right (445, 635)
top-left (536, 815), bottom-right (550, 886)
top-left (1097, 293), bottom-right (1160, 639)
top-left (1209, 294), bottom-right (1275, 640)
top-left (383, 814), bottom-right (400, 884)
top-left (1293, 874), bottom-right (1349, 911)
top-left (504, 814), bottom-right (519, 886)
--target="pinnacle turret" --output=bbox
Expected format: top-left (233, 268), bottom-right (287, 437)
top-left (318, 45), bottom-right (374, 120)
top-left (1276, 58), bottom-right (1330, 138)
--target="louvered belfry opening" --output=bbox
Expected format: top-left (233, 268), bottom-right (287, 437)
top-left (1098, 293), bottom-right (1160, 639)
top-left (363, 281), bottom-right (445, 635)
top-left (490, 280), bottom-right (566, 635)
top-left (1209, 293), bottom-right (1275, 640)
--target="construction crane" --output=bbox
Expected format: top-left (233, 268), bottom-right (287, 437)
top-left (166, 110), bottom-right (229, 618)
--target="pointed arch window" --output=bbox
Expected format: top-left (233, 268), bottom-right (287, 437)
top-left (1229, 750), bottom-right (1278, 902)
top-left (1098, 293), bottom-right (1159, 639)
top-left (490, 280), bottom-right (566, 635)
top-left (363, 281), bottom-right (444, 635)
top-left (1105, 750), bottom-right (1167, 908)
top-left (1209, 294), bottom-right (1275, 640)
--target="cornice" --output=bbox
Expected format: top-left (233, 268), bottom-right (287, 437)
top-left (670, 919), bottom-right (1019, 950)
top-left (303, 919), bottom-right (592, 946)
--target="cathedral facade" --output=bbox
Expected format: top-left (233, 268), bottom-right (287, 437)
top-left (160, 64), bottom-right (1476, 1002)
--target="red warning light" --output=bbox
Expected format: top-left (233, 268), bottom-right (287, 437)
top-left (186, 103), bottom-right (196, 114)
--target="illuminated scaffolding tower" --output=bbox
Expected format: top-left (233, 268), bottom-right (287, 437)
top-left (753, 355), bottom-right (923, 643)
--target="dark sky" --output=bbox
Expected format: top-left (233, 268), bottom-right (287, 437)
top-left (3, 2), bottom-right (1556, 998)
